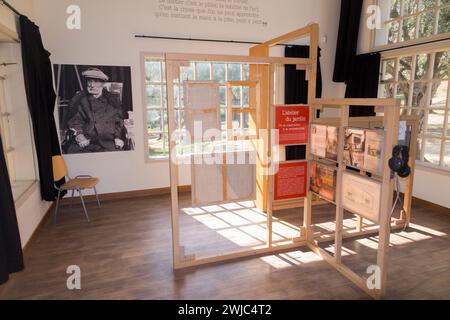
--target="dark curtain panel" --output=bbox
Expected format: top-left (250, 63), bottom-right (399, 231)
top-left (285, 45), bottom-right (322, 106)
top-left (20, 15), bottom-right (63, 201)
top-left (333, 0), bottom-right (363, 82)
top-left (345, 53), bottom-right (381, 117)
top-left (0, 135), bottom-right (24, 285)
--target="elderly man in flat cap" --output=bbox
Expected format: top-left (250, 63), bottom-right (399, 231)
top-left (66, 68), bottom-right (125, 153)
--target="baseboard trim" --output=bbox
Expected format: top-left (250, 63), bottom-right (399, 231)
top-left (411, 196), bottom-right (450, 214)
top-left (22, 202), bottom-right (55, 254)
top-left (59, 185), bottom-right (191, 204)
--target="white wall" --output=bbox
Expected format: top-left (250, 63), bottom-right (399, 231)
top-left (32, 0), bottom-right (345, 195)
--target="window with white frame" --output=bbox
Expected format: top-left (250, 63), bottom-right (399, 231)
top-left (379, 47), bottom-right (450, 168)
top-left (0, 45), bottom-right (37, 201)
top-left (144, 56), bottom-right (250, 160)
top-left (374, 0), bottom-right (450, 48)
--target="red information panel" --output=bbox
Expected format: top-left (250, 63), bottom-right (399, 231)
top-left (274, 161), bottom-right (307, 200)
top-left (275, 105), bottom-right (309, 145)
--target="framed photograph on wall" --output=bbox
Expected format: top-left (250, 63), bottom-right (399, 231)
top-left (54, 64), bottom-right (134, 154)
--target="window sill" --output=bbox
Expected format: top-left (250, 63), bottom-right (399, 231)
top-left (14, 180), bottom-right (39, 209)
top-left (146, 156), bottom-right (169, 163)
top-left (415, 162), bottom-right (450, 177)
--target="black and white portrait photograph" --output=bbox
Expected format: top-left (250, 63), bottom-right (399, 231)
top-left (54, 64), bottom-right (135, 154)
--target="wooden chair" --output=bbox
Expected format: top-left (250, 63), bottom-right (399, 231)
top-left (52, 155), bottom-right (101, 223)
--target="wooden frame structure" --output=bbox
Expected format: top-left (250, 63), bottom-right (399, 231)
top-left (165, 24), bottom-right (419, 299)
top-left (306, 99), bottom-right (419, 299)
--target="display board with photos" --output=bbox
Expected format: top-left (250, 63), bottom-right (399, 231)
top-left (341, 172), bottom-right (382, 223)
top-left (310, 162), bottom-right (337, 202)
top-left (343, 128), bottom-right (385, 175)
top-left (311, 124), bottom-right (339, 161)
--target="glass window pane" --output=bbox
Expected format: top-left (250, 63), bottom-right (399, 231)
top-left (396, 83), bottom-right (410, 106)
top-left (444, 141), bottom-right (450, 168)
top-left (380, 83), bottom-right (395, 98)
top-left (412, 83), bottom-right (428, 107)
top-left (419, 11), bottom-right (435, 37)
top-left (403, 0), bottom-right (419, 15)
top-left (402, 17), bottom-right (417, 41)
top-left (415, 53), bottom-right (431, 80)
top-left (219, 86), bottom-right (226, 105)
top-left (173, 85), bottom-right (180, 108)
top-left (196, 62), bottom-right (211, 80)
top-left (433, 51), bottom-right (450, 80)
top-left (232, 112), bottom-right (241, 129)
top-left (147, 85), bottom-right (162, 107)
top-left (430, 81), bottom-right (448, 107)
top-left (243, 112), bottom-right (250, 129)
top-left (228, 64), bottom-right (241, 81)
top-left (162, 61), bottom-right (166, 82)
top-left (220, 108), bottom-right (227, 130)
top-left (411, 108), bottom-right (427, 133)
top-left (423, 137), bottom-right (442, 165)
top-left (426, 109), bottom-right (445, 137)
top-left (231, 86), bottom-right (241, 106)
top-left (438, 7), bottom-right (450, 34)
top-left (180, 63), bottom-right (195, 81)
top-left (162, 84), bottom-right (167, 108)
top-left (145, 60), bottom-right (161, 82)
top-left (390, 0), bottom-right (401, 18)
top-left (147, 109), bottom-right (163, 132)
top-left (419, 0), bottom-right (437, 11)
top-left (243, 86), bottom-right (250, 106)
top-left (243, 64), bottom-right (249, 80)
top-left (149, 133), bottom-right (167, 158)
top-left (213, 63), bottom-right (226, 83)
top-left (175, 110), bottom-right (185, 130)
top-left (382, 59), bottom-right (396, 81)
top-left (400, 107), bottom-right (410, 116)
top-left (388, 21), bottom-right (400, 44)
top-left (179, 85), bottom-right (185, 108)
top-left (398, 56), bottom-right (413, 80)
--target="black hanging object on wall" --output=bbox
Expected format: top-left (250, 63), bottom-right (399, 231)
top-left (0, 134), bottom-right (24, 285)
top-left (19, 15), bottom-right (64, 201)
top-left (285, 45), bottom-right (322, 118)
top-left (333, 0), bottom-right (363, 82)
top-left (345, 53), bottom-right (381, 117)
top-left (332, 0), bottom-right (380, 117)
top-left (389, 145), bottom-right (411, 178)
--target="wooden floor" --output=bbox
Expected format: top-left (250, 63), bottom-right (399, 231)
top-left (1, 193), bottom-right (450, 300)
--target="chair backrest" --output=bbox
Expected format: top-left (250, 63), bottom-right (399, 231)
top-left (52, 155), bottom-right (68, 181)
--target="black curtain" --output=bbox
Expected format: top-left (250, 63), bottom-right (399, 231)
top-left (333, 0), bottom-right (380, 117)
top-left (20, 15), bottom-right (63, 201)
top-left (285, 45), bottom-right (322, 106)
top-left (0, 135), bottom-right (24, 285)
top-left (345, 53), bottom-right (381, 117)
top-left (333, 0), bottom-right (363, 82)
